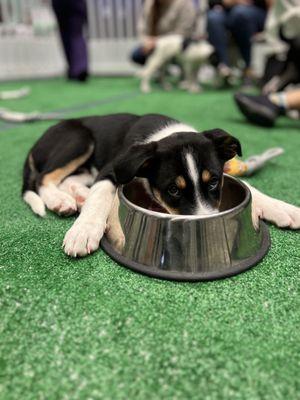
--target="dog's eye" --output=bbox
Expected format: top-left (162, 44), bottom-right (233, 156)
top-left (168, 184), bottom-right (181, 197)
top-left (208, 179), bottom-right (219, 191)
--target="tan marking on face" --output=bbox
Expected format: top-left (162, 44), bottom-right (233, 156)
top-left (175, 175), bottom-right (186, 189)
top-left (42, 145), bottom-right (94, 186)
top-left (202, 169), bottom-right (211, 183)
top-left (153, 188), bottom-right (179, 215)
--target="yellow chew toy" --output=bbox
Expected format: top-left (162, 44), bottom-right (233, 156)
top-left (224, 157), bottom-right (248, 176)
top-left (223, 148), bottom-right (284, 177)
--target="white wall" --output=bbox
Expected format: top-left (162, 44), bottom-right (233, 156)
top-left (0, 0), bottom-right (141, 80)
top-left (0, 35), bottom-right (138, 80)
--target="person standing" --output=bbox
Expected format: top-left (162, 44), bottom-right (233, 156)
top-left (52, 0), bottom-right (89, 82)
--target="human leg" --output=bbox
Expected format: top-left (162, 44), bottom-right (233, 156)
top-left (52, 0), bottom-right (88, 81)
top-left (207, 8), bottom-right (230, 67)
top-left (227, 5), bottom-right (266, 68)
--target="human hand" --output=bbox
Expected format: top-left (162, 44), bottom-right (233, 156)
top-left (143, 36), bottom-right (157, 53)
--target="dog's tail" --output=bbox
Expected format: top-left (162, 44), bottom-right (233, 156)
top-left (22, 154), bottom-right (46, 217)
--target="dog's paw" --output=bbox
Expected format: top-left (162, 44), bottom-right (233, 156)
top-left (63, 221), bottom-right (105, 257)
top-left (267, 200), bottom-right (300, 229)
top-left (253, 199), bottom-right (300, 229)
top-left (140, 81), bottom-right (151, 93)
top-left (70, 185), bottom-right (90, 210)
top-left (44, 191), bottom-right (77, 216)
top-left (188, 83), bottom-right (202, 94)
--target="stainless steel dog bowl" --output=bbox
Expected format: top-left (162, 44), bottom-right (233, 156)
top-left (101, 175), bottom-right (270, 281)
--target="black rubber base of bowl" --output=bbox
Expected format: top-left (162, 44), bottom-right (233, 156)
top-left (101, 221), bottom-right (270, 282)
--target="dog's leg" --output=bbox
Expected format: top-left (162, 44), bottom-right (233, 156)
top-left (63, 179), bottom-right (116, 257)
top-left (181, 42), bottom-right (213, 93)
top-left (105, 194), bottom-right (125, 253)
top-left (158, 65), bottom-right (173, 91)
top-left (59, 172), bottom-right (94, 210)
top-left (245, 182), bottom-right (300, 229)
top-left (139, 35), bottom-right (181, 93)
top-left (182, 60), bottom-right (202, 93)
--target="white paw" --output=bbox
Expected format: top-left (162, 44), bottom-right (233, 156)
top-left (63, 221), bottom-right (105, 257)
top-left (253, 199), bottom-right (300, 229)
top-left (45, 191), bottom-right (77, 216)
top-left (140, 80), bottom-right (151, 93)
top-left (188, 83), bottom-right (201, 93)
top-left (70, 185), bottom-right (90, 210)
top-left (269, 200), bottom-right (300, 229)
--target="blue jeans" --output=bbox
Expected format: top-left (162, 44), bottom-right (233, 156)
top-left (207, 5), bottom-right (266, 68)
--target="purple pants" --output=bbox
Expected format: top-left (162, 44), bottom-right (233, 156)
top-left (52, 0), bottom-right (88, 79)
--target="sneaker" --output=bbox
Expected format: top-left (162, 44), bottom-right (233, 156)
top-left (240, 68), bottom-right (257, 90)
top-left (217, 63), bottom-right (233, 88)
top-left (234, 92), bottom-right (283, 127)
top-left (68, 71), bottom-right (89, 82)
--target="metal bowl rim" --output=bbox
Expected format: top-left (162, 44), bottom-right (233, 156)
top-left (119, 174), bottom-right (250, 220)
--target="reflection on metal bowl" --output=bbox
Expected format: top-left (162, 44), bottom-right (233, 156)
top-left (101, 175), bottom-right (270, 281)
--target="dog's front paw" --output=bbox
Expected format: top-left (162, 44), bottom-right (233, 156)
top-left (140, 80), bottom-right (151, 93)
top-left (70, 185), bottom-right (90, 210)
top-left (253, 199), bottom-right (300, 230)
top-left (267, 200), bottom-right (300, 229)
top-left (63, 221), bottom-right (105, 257)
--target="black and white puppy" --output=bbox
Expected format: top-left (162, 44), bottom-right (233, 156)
top-left (23, 113), bottom-right (300, 257)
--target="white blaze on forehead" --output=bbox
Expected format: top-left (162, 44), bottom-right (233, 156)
top-left (185, 152), bottom-right (216, 215)
top-left (185, 152), bottom-right (199, 189)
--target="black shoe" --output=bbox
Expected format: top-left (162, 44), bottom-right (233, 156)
top-left (240, 75), bottom-right (257, 91)
top-left (234, 92), bottom-right (283, 127)
top-left (68, 71), bottom-right (89, 82)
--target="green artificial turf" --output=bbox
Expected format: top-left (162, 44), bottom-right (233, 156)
top-left (0, 77), bottom-right (300, 400)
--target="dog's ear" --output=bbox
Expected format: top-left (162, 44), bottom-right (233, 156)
top-left (113, 142), bottom-right (157, 184)
top-left (203, 129), bottom-right (242, 161)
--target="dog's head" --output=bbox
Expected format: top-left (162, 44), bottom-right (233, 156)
top-left (113, 129), bottom-right (241, 215)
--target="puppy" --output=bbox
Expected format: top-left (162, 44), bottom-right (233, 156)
top-left (22, 113), bottom-right (300, 257)
top-left (137, 34), bottom-right (214, 93)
